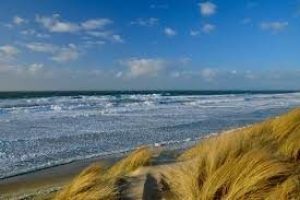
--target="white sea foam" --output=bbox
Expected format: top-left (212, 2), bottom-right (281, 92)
top-left (1, 92), bottom-right (300, 178)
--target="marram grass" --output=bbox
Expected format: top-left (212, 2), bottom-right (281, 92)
top-left (162, 108), bottom-right (300, 200)
top-left (55, 147), bottom-right (153, 200)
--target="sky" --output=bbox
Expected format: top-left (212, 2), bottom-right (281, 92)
top-left (0, 0), bottom-right (300, 91)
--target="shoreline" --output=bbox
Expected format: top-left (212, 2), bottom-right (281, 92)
top-left (0, 154), bottom-right (120, 199)
top-left (0, 148), bottom-right (136, 180)
top-left (0, 135), bottom-right (202, 180)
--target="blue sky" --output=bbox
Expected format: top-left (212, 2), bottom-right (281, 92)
top-left (0, 0), bottom-right (300, 90)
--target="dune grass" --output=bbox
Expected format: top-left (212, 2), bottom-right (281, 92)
top-left (104, 146), bottom-right (153, 179)
top-left (161, 108), bottom-right (300, 199)
top-left (54, 147), bottom-right (153, 200)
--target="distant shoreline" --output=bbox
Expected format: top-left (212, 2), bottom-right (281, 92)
top-left (0, 90), bottom-right (299, 99)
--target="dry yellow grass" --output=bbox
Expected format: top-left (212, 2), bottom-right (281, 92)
top-left (104, 146), bottom-right (153, 179)
top-left (266, 175), bottom-right (300, 200)
top-left (162, 108), bottom-right (300, 200)
top-left (164, 149), bottom-right (294, 200)
top-left (55, 163), bottom-right (116, 200)
top-left (279, 131), bottom-right (300, 161)
top-left (55, 147), bottom-right (153, 200)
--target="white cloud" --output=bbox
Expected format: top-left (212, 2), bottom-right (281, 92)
top-left (86, 31), bottom-right (124, 43)
top-left (170, 71), bottom-right (181, 78)
top-left (190, 24), bottom-right (215, 36)
top-left (21, 29), bottom-right (36, 35)
top-left (51, 44), bottom-right (79, 62)
top-left (26, 42), bottom-right (57, 53)
top-left (164, 27), bottom-right (177, 37)
top-left (130, 18), bottom-right (159, 27)
top-left (0, 45), bottom-right (20, 60)
top-left (3, 23), bottom-right (13, 29)
top-left (123, 58), bottom-right (166, 78)
top-left (21, 29), bottom-right (50, 38)
top-left (36, 14), bottom-right (114, 33)
top-left (231, 70), bottom-right (238, 75)
top-left (199, 2), bottom-right (217, 16)
top-left (200, 68), bottom-right (217, 81)
top-left (202, 23), bottom-right (216, 33)
top-left (0, 62), bottom-right (45, 75)
top-left (112, 34), bottom-right (124, 43)
top-left (83, 40), bottom-right (106, 48)
top-left (36, 14), bottom-right (80, 33)
top-left (86, 31), bottom-right (111, 37)
top-left (13, 16), bottom-right (27, 25)
top-left (28, 63), bottom-right (44, 74)
top-left (34, 14), bottom-right (123, 44)
top-left (36, 33), bottom-right (50, 38)
top-left (190, 30), bottom-right (200, 36)
top-left (25, 42), bottom-right (80, 62)
top-left (115, 71), bottom-right (123, 78)
top-left (179, 57), bottom-right (192, 65)
top-left (168, 68), bottom-right (218, 81)
top-left (81, 18), bottom-right (112, 30)
top-left (260, 21), bottom-right (288, 33)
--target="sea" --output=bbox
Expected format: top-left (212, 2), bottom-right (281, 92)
top-left (1, 90), bottom-right (300, 179)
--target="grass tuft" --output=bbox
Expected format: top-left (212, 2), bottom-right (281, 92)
top-left (105, 146), bottom-right (153, 179)
top-left (54, 163), bottom-right (116, 200)
top-left (55, 147), bottom-right (153, 200)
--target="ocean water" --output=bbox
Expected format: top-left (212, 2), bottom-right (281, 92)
top-left (1, 91), bottom-right (300, 179)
